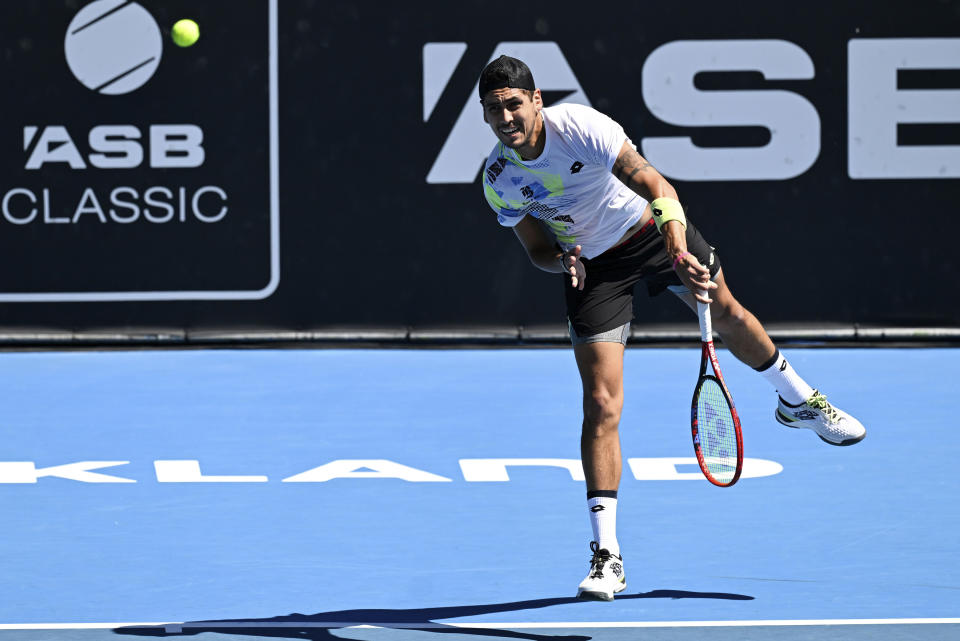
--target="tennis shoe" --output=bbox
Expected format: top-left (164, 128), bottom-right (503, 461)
top-left (576, 541), bottom-right (626, 601)
top-left (775, 390), bottom-right (866, 446)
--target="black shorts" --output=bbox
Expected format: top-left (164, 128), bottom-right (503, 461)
top-left (564, 217), bottom-right (722, 337)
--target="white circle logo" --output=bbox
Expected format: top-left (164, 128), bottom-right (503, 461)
top-left (64, 0), bottom-right (163, 95)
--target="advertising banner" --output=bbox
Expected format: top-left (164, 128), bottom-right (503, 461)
top-left (0, 0), bottom-right (277, 301)
top-left (0, 1), bottom-right (956, 337)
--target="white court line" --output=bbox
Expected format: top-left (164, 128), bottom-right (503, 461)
top-left (0, 618), bottom-right (958, 630)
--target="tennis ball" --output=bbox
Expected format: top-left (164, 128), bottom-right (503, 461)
top-left (171, 19), bottom-right (199, 47)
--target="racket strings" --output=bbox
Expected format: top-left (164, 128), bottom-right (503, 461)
top-left (696, 379), bottom-right (738, 483)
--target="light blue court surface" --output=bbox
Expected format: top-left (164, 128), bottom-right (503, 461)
top-left (1, 347), bottom-right (958, 641)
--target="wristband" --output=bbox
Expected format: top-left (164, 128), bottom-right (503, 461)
top-left (651, 197), bottom-right (687, 233)
top-left (672, 251), bottom-right (691, 270)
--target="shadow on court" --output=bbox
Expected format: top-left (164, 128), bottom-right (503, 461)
top-left (113, 590), bottom-right (754, 641)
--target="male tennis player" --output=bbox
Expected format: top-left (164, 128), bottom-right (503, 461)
top-left (478, 56), bottom-right (867, 601)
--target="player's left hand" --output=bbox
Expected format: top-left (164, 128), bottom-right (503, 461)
top-left (562, 245), bottom-right (586, 290)
top-left (674, 252), bottom-right (716, 303)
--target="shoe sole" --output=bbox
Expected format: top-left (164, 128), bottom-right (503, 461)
top-left (577, 581), bottom-right (626, 601)
top-left (775, 410), bottom-right (866, 446)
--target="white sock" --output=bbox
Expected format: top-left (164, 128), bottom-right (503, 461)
top-left (756, 348), bottom-right (814, 405)
top-left (587, 493), bottom-right (619, 556)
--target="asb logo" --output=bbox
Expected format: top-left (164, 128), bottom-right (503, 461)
top-left (424, 38), bottom-right (960, 183)
top-left (64, 0), bottom-right (162, 95)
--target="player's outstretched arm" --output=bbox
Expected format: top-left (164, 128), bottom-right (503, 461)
top-left (611, 141), bottom-right (676, 206)
top-left (512, 216), bottom-right (586, 290)
top-left (611, 141), bottom-right (716, 302)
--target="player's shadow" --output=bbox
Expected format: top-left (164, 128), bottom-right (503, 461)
top-left (113, 589), bottom-right (753, 641)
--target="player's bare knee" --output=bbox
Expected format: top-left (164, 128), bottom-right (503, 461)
top-left (582, 389), bottom-right (622, 433)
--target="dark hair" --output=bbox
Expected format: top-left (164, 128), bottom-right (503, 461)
top-left (478, 55), bottom-right (536, 99)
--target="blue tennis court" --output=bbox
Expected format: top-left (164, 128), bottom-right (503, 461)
top-left (1, 346), bottom-right (957, 640)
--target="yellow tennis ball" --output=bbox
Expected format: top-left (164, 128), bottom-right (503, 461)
top-left (171, 19), bottom-right (199, 47)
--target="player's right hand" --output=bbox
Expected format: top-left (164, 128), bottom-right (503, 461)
top-left (674, 252), bottom-right (716, 303)
top-left (563, 245), bottom-right (586, 290)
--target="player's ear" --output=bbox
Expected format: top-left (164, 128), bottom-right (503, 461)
top-left (532, 89), bottom-right (543, 110)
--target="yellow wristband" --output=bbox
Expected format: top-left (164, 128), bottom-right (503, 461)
top-left (651, 197), bottom-right (686, 233)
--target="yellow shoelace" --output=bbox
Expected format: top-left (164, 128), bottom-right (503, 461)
top-left (808, 391), bottom-right (840, 423)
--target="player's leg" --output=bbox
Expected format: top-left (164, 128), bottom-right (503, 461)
top-left (571, 329), bottom-right (628, 601)
top-left (671, 270), bottom-right (866, 446)
top-left (563, 232), bottom-right (652, 600)
top-left (575, 339), bottom-right (625, 493)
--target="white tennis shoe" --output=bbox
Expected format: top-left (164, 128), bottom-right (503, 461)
top-left (576, 541), bottom-right (626, 601)
top-left (775, 390), bottom-right (866, 446)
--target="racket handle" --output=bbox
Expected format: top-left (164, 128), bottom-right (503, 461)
top-left (697, 300), bottom-right (712, 342)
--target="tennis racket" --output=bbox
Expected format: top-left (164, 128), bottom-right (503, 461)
top-left (691, 300), bottom-right (743, 487)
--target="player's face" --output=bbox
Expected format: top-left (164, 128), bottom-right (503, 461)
top-left (481, 88), bottom-right (544, 155)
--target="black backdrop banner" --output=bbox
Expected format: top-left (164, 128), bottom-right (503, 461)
top-left (0, 0), bottom-right (957, 338)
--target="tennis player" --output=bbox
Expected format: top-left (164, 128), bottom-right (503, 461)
top-left (478, 56), bottom-right (867, 601)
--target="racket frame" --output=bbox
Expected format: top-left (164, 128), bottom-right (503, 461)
top-left (691, 300), bottom-right (744, 487)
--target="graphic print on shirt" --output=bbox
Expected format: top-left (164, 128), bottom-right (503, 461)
top-left (481, 103), bottom-right (647, 259)
top-left (483, 143), bottom-right (580, 244)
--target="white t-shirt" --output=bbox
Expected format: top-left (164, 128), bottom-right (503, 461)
top-left (482, 103), bottom-right (647, 259)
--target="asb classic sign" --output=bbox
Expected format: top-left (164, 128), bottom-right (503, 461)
top-left (0, 0), bottom-right (279, 301)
